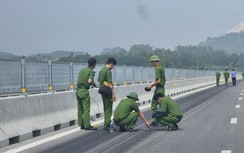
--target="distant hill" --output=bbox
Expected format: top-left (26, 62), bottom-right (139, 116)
top-left (100, 47), bottom-right (128, 56)
top-left (29, 51), bottom-right (86, 61)
top-left (0, 52), bottom-right (16, 59)
top-left (199, 31), bottom-right (244, 53)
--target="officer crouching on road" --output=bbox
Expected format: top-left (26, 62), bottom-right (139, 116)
top-left (114, 92), bottom-right (150, 132)
top-left (152, 93), bottom-right (183, 130)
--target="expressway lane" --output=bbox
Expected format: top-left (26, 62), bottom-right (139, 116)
top-left (2, 81), bottom-right (244, 153)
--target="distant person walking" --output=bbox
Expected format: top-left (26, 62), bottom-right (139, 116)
top-left (98, 58), bottom-right (117, 131)
top-left (223, 69), bottom-right (230, 86)
top-left (231, 69), bottom-right (237, 86)
top-left (215, 71), bottom-right (221, 86)
top-left (76, 58), bottom-right (97, 130)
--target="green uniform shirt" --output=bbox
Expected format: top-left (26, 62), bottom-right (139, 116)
top-left (77, 67), bottom-right (95, 89)
top-left (98, 67), bottom-right (112, 86)
top-left (159, 96), bottom-right (183, 116)
top-left (215, 72), bottom-right (221, 78)
top-left (155, 65), bottom-right (166, 88)
top-left (114, 98), bottom-right (140, 122)
top-left (224, 71), bottom-right (230, 79)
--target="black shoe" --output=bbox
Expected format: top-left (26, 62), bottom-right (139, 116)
top-left (125, 128), bottom-right (136, 132)
top-left (119, 127), bottom-right (125, 132)
top-left (167, 124), bottom-right (178, 131)
top-left (85, 126), bottom-right (97, 130)
top-left (103, 127), bottom-right (117, 132)
top-left (149, 122), bottom-right (158, 127)
top-left (80, 127), bottom-right (85, 130)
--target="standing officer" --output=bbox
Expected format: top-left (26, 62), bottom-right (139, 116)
top-left (146, 55), bottom-right (166, 126)
top-left (153, 93), bottom-right (183, 130)
top-left (224, 69), bottom-right (230, 86)
top-left (76, 58), bottom-right (97, 130)
top-left (114, 92), bottom-right (149, 132)
top-left (215, 71), bottom-right (221, 86)
top-left (98, 58), bottom-right (117, 131)
top-left (231, 69), bottom-right (237, 86)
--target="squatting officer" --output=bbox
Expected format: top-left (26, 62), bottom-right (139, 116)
top-left (98, 58), bottom-right (117, 131)
top-left (146, 55), bottom-right (166, 126)
top-left (215, 71), bottom-right (221, 86)
top-left (224, 69), bottom-right (230, 86)
top-left (153, 93), bottom-right (183, 130)
top-left (114, 92), bottom-right (149, 132)
top-left (76, 58), bottom-right (97, 130)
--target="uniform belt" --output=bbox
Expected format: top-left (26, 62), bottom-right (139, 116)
top-left (156, 85), bottom-right (164, 89)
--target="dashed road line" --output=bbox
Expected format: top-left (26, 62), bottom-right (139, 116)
top-left (221, 150), bottom-right (232, 153)
top-left (240, 93), bottom-right (244, 95)
top-left (230, 118), bottom-right (238, 124)
top-left (238, 97), bottom-right (242, 100)
top-left (235, 105), bottom-right (241, 108)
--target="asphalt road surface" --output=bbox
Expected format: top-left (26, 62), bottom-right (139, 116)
top-left (2, 81), bottom-right (244, 153)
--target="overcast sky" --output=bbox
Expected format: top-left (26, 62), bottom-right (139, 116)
top-left (0, 0), bottom-right (244, 55)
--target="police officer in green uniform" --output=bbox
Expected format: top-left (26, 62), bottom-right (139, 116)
top-left (114, 92), bottom-right (149, 132)
top-left (153, 93), bottom-right (183, 130)
top-left (76, 58), bottom-right (97, 130)
top-left (215, 71), bottom-right (221, 86)
top-left (147, 55), bottom-right (166, 126)
top-left (224, 69), bottom-right (230, 86)
top-left (98, 58), bottom-right (117, 131)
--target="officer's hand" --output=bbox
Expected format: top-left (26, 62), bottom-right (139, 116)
top-left (93, 83), bottom-right (97, 88)
top-left (145, 121), bottom-right (150, 128)
top-left (112, 94), bottom-right (116, 102)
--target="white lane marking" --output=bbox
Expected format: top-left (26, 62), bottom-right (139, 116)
top-left (241, 93), bottom-right (244, 95)
top-left (4, 128), bottom-right (80, 153)
top-left (221, 150), bottom-right (232, 153)
top-left (238, 97), bottom-right (242, 100)
top-left (230, 118), bottom-right (238, 124)
top-left (235, 105), bottom-right (241, 108)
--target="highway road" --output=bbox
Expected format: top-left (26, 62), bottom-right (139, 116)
top-left (2, 81), bottom-right (244, 153)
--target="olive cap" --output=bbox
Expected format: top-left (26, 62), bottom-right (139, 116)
top-left (149, 55), bottom-right (160, 62)
top-left (127, 92), bottom-right (139, 101)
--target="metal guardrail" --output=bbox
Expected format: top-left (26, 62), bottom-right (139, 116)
top-left (0, 59), bottom-right (215, 95)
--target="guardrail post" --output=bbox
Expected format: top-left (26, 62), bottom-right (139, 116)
top-left (123, 65), bottom-right (126, 85)
top-left (70, 62), bottom-right (74, 89)
top-left (132, 66), bottom-right (135, 84)
top-left (48, 61), bottom-right (53, 91)
top-left (21, 59), bottom-right (26, 93)
top-left (146, 66), bottom-right (149, 83)
top-left (139, 66), bottom-right (142, 83)
top-left (113, 66), bottom-right (117, 85)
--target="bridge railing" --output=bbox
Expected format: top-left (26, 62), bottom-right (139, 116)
top-left (0, 59), bottom-right (215, 95)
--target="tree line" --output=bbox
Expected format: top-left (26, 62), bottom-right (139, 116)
top-left (57, 44), bottom-right (244, 71)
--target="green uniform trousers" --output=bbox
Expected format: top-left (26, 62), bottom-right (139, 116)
top-left (102, 95), bottom-right (113, 129)
top-left (114, 112), bottom-right (139, 128)
top-left (156, 114), bottom-right (180, 126)
top-left (225, 78), bottom-right (229, 86)
top-left (151, 87), bottom-right (165, 122)
top-left (76, 88), bottom-right (91, 129)
top-left (216, 78), bottom-right (220, 86)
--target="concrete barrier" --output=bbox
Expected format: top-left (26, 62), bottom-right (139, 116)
top-left (0, 76), bottom-right (239, 147)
